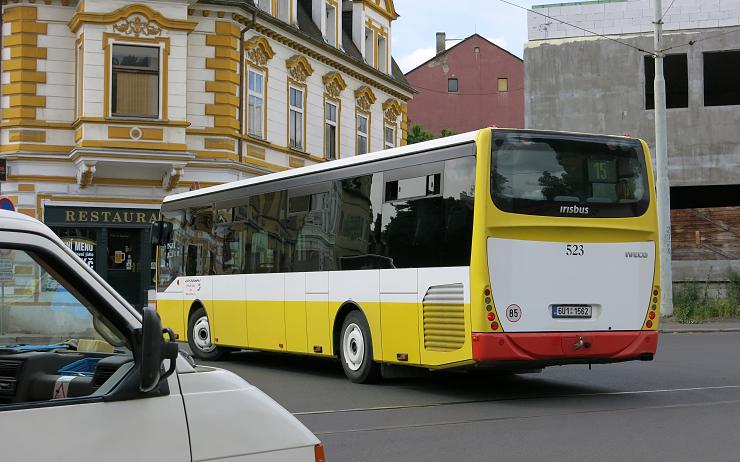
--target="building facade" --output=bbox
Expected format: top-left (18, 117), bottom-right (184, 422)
top-left (526, 0), bottom-right (740, 284)
top-left (0, 0), bottom-right (413, 307)
top-left (404, 33), bottom-right (524, 135)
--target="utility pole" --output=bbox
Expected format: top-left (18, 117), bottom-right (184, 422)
top-left (654, 0), bottom-right (673, 315)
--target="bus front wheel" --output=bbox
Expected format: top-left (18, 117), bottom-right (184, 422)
top-left (187, 307), bottom-right (230, 361)
top-left (339, 311), bottom-right (380, 383)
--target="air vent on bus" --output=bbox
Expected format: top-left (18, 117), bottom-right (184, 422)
top-left (92, 365), bottom-right (118, 388)
top-left (422, 284), bottom-right (465, 352)
top-left (0, 360), bottom-right (21, 378)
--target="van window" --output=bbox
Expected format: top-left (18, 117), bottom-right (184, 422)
top-left (0, 248), bottom-right (130, 407)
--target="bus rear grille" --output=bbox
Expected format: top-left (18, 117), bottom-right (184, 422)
top-left (422, 284), bottom-right (465, 352)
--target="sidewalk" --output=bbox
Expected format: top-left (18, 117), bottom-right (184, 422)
top-left (660, 318), bottom-right (740, 333)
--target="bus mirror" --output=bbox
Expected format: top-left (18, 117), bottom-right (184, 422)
top-left (151, 221), bottom-right (173, 246)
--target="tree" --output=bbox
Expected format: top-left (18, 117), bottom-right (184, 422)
top-left (439, 128), bottom-right (457, 137)
top-left (406, 124), bottom-right (434, 144)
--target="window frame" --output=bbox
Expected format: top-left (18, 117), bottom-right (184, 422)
top-left (288, 84), bottom-right (306, 151)
top-left (246, 66), bottom-right (267, 139)
top-left (644, 53), bottom-right (689, 110)
top-left (356, 111), bottom-right (370, 155)
top-left (325, 1), bottom-right (338, 47)
top-left (703, 50), bottom-right (740, 107)
top-left (324, 98), bottom-right (340, 160)
top-left (498, 77), bottom-right (508, 93)
top-left (448, 78), bottom-right (458, 93)
top-left (75, 37), bottom-right (84, 120)
top-left (384, 123), bottom-right (396, 150)
top-left (364, 27), bottom-right (375, 66)
top-left (106, 37), bottom-right (167, 120)
top-left (0, 231), bottom-right (162, 413)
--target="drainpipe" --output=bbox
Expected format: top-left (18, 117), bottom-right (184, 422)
top-left (237, 9), bottom-right (257, 164)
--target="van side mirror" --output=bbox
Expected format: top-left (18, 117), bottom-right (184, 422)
top-left (151, 220), bottom-right (173, 246)
top-left (139, 307), bottom-right (179, 393)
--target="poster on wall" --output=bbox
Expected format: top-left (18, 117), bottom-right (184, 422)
top-left (62, 237), bottom-right (96, 270)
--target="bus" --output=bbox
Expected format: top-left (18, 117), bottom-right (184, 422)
top-left (155, 128), bottom-right (660, 383)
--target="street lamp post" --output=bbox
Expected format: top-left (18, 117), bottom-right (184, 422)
top-left (653, 0), bottom-right (673, 315)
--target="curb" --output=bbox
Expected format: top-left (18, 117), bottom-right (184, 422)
top-left (660, 327), bottom-right (740, 333)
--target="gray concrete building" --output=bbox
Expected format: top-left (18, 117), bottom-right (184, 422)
top-left (525, 0), bottom-right (740, 284)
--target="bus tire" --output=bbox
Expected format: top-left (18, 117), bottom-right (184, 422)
top-left (339, 311), bottom-right (380, 383)
top-left (187, 307), bottom-right (230, 361)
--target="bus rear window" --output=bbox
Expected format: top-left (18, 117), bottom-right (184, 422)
top-left (490, 133), bottom-right (649, 218)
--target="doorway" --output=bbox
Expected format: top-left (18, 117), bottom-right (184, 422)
top-left (107, 229), bottom-right (142, 307)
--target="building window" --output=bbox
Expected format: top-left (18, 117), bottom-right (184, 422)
top-left (384, 124), bottom-right (395, 149)
top-left (247, 69), bottom-right (265, 138)
top-left (364, 27), bottom-right (374, 66)
top-left (289, 85), bottom-right (305, 150)
top-left (498, 78), bottom-right (508, 92)
top-left (357, 113), bottom-right (369, 155)
top-left (644, 54), bottom-right (688, 110)
top-left (325, 101), bottom-right (338, 160)
top-left (277, 0), bottom-right (290, 22)
top-left (257, 0), bottom-right (271, 13)
top-left (377, 35), bottom-right (387, 73)
top-left (111, 44), bottom-right (160, 118)
top-left (75, 42), bottom-right (83, 119)
top-left (448, 78), bottom-right (458, 93)
top-left (704, 51), bottom-right (740, 107)
top-left (326, 2), bottom-right (337, 46)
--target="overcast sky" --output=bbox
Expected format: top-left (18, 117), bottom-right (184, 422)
top-left (392, 0), bottom-right (582, 72)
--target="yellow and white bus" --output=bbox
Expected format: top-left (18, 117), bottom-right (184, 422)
top-left (155, 128), bottom-right (661, 382)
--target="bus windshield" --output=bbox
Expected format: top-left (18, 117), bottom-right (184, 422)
top-left (490, 132), bottom-right (649, 218)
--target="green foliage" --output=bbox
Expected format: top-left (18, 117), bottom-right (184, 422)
top-left (406, 124), bottom-right (434, 145)
top-left (439, 128), bottom-right (457, 137)
top-left (673, 271), bottom-right (740, 323)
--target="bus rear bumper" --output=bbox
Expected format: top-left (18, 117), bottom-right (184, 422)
top-left (471, 331), bottom-right (658, 363)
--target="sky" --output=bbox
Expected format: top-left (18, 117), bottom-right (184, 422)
top-left (392, 0), bottom-right (582, 72)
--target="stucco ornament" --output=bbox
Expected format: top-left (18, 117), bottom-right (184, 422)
top-left (355, 86), bottom-right (377, 112)
top-left (113, 15), bottom-right (162, 37)
top-left (244, 36), bottom-right (276, 67)
top-left (382, 98), bottom-right (402, 123)
top-left (285, 55), bottom-right (314, 84)
top-left (322, 72), bottom-right (347, 98)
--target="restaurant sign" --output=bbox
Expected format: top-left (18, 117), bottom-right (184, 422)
top-left (45, 206), bottom-right (160, 226)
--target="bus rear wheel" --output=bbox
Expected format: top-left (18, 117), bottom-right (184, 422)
top-left (187, 307), bottom-right (230, 361)
top-left (339, 311), bottom-right (380, 383)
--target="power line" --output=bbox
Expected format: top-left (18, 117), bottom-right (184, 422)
top-left (660, 25), bottom-right (740, 53)
top-left (497, 0), bottom-right (656, 56)
top-left (659, 0), bottom-right (678, 22)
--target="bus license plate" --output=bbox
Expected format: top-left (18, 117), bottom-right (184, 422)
top-left (552, 305), bottom-right (592, 318)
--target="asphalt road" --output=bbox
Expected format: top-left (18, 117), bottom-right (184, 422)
top-left (202, 332), bottom-right (740, 462)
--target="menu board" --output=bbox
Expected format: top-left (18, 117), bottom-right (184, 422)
top-left (63, 237), bottom-right (96, 270)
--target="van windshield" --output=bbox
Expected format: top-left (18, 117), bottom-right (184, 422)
top-left (490, 132), bottom-right (650, 218)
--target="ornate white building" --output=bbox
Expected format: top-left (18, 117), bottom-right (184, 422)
top-left (0, 0), bottom-right (413, 307)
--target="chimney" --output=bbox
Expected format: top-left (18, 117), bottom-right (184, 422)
top-left (436, 32), bottom-right (446, 55)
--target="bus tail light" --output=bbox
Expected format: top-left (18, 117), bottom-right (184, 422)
top-left (644, 285), bottom-right (659, 330)
top-left (314, 444), bottom-right (326, 462)
top-left (483, 285), bottom-right (503, 332)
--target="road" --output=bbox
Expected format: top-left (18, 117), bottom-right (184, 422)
top-left (201, 332), bottom-right (740, 462)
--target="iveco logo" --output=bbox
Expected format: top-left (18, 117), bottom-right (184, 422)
top-left (625, 252), bottom-right (649, 258)
top-left (560, 205), bottom-right (590, 215)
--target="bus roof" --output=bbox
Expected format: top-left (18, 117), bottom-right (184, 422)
top-left (163, 130), bottom-right (480, 204)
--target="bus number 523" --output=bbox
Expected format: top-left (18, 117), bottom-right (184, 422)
top-left (566, 244), bottom-right (584, 256)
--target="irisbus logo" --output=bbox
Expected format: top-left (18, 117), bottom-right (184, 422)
top-left (560, 205), bottom-right (590, 215)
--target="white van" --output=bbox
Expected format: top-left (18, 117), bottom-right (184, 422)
top-left (0, 210), bottom-right (324, 462)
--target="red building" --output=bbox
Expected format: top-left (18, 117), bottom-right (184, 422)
top-left (405, 33), bottom-right (524, 135)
